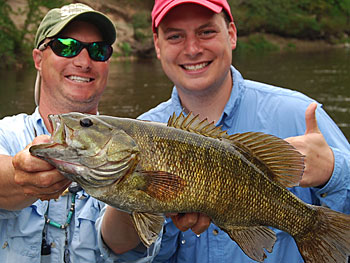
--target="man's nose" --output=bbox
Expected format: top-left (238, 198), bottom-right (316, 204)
top-left (184, 37), bottom-right (203, 57)
top-left (72, 48), bottom-right (92, 70)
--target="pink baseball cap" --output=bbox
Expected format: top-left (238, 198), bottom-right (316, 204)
top-left (151, 0), bottom-right (234, 33)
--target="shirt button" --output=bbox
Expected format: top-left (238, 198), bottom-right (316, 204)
top-left (181, 239), bottom-right (186, 245)
top-left (320, 193), bottom-right (327, 198)
top-left (213, 229), bottom-right (219, 236)
top-left (51, 242), bottom-right (56, 248)
top-left (2, 241), bottom-right (8, 249)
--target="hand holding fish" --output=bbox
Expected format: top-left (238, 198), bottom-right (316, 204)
top-left (285, 102), bottom-right (334, 188)
top-left (13, 135), bottom-right (71, 201)
top-left (169, 212), bottom-right (211, 234)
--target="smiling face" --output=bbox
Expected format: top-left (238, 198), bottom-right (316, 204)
top-left (33, 20), bottom-right (110, 122)
top-left (154, 3), bottom-right (237, 97)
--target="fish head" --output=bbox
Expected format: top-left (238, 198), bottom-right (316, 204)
top-left (30, 112), bottom-right (139, 188)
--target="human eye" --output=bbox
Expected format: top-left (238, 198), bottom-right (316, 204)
top-left (199, 29), bottom-right (217, 39)
top-left (163, 29), bottom-right (185, 44)
top-left (166, 33), bottom-right (182, 42)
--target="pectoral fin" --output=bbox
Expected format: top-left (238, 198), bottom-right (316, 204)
top-left (139, 171), bottom-right (186, 201)
top-left (224, 225), bottom-right (276, 262)
top-left (131, 212), bottom-right (165, 247)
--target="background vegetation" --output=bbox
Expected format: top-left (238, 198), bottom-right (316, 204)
top-left (0, 0), bottom-right (349, 69)
top-left (0, 0), bottom-right (67, 68)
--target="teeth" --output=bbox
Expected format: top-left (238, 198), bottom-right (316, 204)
top-left (68, 76), bottom-right (91, 82)
top-left (183, 62), bottom-right (208, 71)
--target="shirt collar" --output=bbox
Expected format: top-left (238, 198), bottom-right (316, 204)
top-left (217, 65), bottom-right (244, 127)
top-left (32, 107), bottom-right (49, 135)
top-left (169, 88), bottom-right (186, 116)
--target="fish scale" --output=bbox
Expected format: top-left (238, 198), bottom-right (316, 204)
top-left (30, 111), bottom-right (350, 263)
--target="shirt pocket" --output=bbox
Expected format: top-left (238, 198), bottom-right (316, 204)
top-left (70, 196), bottom-right (102, 260)
top-left (4, 207), bottom-right (44, 258)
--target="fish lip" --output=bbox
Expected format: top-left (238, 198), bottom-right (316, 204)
top-left (48, 114), bottom-right (63, 136)
top-left (47, 114), bottom-right (67, 144)
top-left (48, 114), bottom-right (59, 132)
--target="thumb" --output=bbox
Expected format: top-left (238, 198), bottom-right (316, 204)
top-left (304, 102), bottom-right (320, 135)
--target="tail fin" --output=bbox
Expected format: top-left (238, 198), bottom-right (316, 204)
top-left (296, 206), bottom-right (350, 262)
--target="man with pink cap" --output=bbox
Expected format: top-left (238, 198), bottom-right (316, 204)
top-left (139, 0), bottom-right (350, 262)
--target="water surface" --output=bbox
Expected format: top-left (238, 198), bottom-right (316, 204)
top-left (0, 48), bottom-right (349, 140)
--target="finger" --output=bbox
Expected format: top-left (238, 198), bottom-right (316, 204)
top-left (171, 213), bottom-right (199, 232)
top-left (13, 148), bottom-right (54, 173)
top-left (305, 102), bottom-right (320, 134)
top-left (191, 213), bottom-right (211, 235)
top-left (14, 168), bottom-right (67, 188)
top-left (22, 179), bottom-right (71, 196)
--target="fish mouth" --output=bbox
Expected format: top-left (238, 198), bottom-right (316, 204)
top-left (48, 114), bottom-right (63, 140)
top-left (29, 114), bottom-right (71, 161)
top-left (47, 114), bottom-right (73, 146)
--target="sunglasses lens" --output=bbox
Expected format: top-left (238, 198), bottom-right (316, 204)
top-left (52, 38), bottom-right (81, 58)
top-left (88, 43), bottom-right (113, 61)
top-left (50, 38), bottom-right (112, 61)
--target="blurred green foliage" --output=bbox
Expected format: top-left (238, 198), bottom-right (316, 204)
top-left (118, 42), bottom-right (132, 57)
top-left (229, 0), bottom-right (350, 40)
top-left (236, 35), bottom-right (280, 53)
top-left (0, 0), bottom-right (67, 69)
top-left (132, 10), bottom-right (152, 42)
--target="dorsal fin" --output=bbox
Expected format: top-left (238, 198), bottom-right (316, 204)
top-left (228, 132), bottom-right (304, 188)
top-left (168, 112), bottom-right (304, 188)
top-left (167, 111), bottom-right (230, 139)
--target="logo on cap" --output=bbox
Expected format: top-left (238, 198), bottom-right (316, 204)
top-left (60, 3), bottom-right (93, 20)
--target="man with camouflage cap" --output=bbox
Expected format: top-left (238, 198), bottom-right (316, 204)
top-left (0, 3), bottom-right (160, 262)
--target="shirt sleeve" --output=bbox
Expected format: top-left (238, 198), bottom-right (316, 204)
top-left (314, 147), bottom-right (350, 213)
top-left (0, 127), bottom-right (11, 155)
top-left (310, 106), bottom-right (350, 214)
top-left (95, 206), bottom-right (162, 262)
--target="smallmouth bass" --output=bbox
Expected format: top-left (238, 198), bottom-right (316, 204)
top-left (30, 112), bottom-right (350, 262)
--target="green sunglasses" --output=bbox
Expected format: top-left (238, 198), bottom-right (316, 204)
top-left (39, 37), bottom-right (113, 62)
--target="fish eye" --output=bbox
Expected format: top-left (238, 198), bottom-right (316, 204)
top-left (80, 118), bottom-right (93, 127)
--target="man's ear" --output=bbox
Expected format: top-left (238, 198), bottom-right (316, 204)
top-left (153, 33), bottom-right (161, 59)
top-left (228, 22), bottom-right (237, 50)
top-left (32, 48), bottom-right (43, 71)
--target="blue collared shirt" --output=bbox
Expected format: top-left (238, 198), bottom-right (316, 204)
top-left (138, 65), bottom-right (350, 263)
top-left (0, 107), bottom-right (160, 263)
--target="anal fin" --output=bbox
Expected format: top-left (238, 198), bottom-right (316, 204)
top-left (224, 225), bottom-right (277, 262)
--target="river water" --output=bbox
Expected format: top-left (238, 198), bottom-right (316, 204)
top-left (0, 48), bottom-right (349, 141)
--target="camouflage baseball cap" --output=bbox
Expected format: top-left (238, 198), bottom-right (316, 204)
top-left (34, 3), bottom-right (116, 48)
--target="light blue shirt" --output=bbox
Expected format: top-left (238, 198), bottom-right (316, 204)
top-left (138, 65), bottom-right (350, 263)
top-left (0, 107), bottom-right (160, 263)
